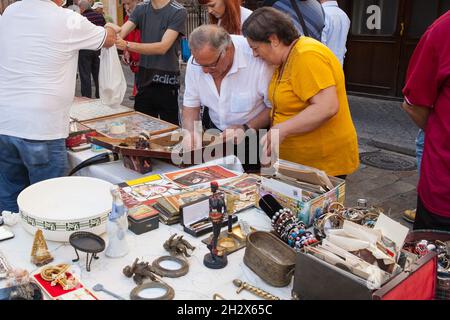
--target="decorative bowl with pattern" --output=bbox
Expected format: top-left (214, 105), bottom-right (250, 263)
top-left (18, 177), bottom-right (113, 242)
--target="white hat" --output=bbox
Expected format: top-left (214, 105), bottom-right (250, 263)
top-left (92, 2), bottom-right (104, 9)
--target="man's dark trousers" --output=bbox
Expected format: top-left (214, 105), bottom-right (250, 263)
top-left (78, 50), bottom-right (100, 98)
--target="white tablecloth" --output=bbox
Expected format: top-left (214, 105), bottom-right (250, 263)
top-left (0, 208), bottom-right (293, 300)
top-left (0, 152), bottom-right (294, 300)
top-left (67, 149), bottom-right (245, 184)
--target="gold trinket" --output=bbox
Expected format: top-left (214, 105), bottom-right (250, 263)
top-left (30, 230), bottom-right (54, 266)
top-left (213, 293), bottom-right (227, 300)
top-left (233, 279), bottom-right (280, 300)
top-left (40, 264), bottom-right (78, 290)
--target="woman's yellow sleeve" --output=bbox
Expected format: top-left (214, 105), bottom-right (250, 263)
top-left (291, 50), bottom-right (337, 102)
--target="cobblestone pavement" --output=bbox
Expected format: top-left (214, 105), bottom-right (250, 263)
top-left (75, 63), bottom-right (418, 229)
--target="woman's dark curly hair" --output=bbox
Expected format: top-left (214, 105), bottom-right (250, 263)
top-left (242, 7), bottom-right (299, 45)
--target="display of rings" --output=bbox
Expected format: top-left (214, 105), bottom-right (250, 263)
top-left (327, 202), bottom-right (345, 214)
top-left (360, 212), bottom-right (380, 228)
top-left (151, 255), bottom-right (189, 278)
top-left (340, 208), bottom-right (365, 222)
top-left (313, 213), bottom-right (344, 239)
top-left (130, 281), bottom-right (175, 300)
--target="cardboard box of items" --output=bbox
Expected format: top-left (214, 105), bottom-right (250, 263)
top-left (257, 160), bottom-right (345, 227)
top-left (292, 215), bottom-right (437, 300)
top-left (293, 248), bottom-right (437, 300)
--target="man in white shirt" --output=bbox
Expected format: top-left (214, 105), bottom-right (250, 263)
top-left (0, 0), bottom-right (117, 212)
top-left (182, 25), bottom-right (274, 170)
top-left (321, 0), bottom-right (350, 66)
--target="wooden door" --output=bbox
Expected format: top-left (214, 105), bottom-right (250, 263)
top-left (341, 0), bottom-right (450, 98)
top-left (342, 0), bottom-right (404, 97)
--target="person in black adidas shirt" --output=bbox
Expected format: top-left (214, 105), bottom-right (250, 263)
top-left (117, 0), bottom-right (187, 125)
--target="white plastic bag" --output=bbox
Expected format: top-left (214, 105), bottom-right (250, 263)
top-left (99, 45), bottom-right (127, 107)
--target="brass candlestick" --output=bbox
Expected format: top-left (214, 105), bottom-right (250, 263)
top-left (226, 194), bottom-right (238, 234)
top-left (214, 194), bottom-right (239, 252)
top-left (233, 279), bottom-right (280, 300)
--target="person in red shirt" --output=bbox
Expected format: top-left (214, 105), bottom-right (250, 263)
top-left (402, 10), bottom-right (450, 231)
top-left (123, 0), bottom-right (141, 100)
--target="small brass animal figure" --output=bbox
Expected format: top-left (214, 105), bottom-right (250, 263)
top-left (123, 258), bottom-right (158, 285)
top-left (163, 234), bottom-right (196, 258)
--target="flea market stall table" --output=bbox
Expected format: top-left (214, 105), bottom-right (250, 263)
top-left (0, 208), bottom-right (292, 300)
top-left (0, 153), bottom-right (293, 300)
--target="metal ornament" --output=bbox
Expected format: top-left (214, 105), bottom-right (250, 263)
top-left (69, 231), bottom-right (105, 272)
top-left (213, 293), bottom-right (227, 300)
top-left (40, 264), bottom-right (78, 290)
top-left (130, 281), bottom-right (175, 300)
top-left (233, 279), bottom-right (280, 300)
top-left (151, 255), bottom-right (189, 278)
top-left (92, 283), bottom-right (126, 300)
top-left (203, 182), bottom-right (228, 269)
top-left (30, 230), bottom-right (54, 267)
top-left (123, 258), bottom-right (159, 285)
top-left (163, 233), bottom-right (196, 258)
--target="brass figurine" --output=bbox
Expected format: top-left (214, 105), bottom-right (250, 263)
top-left (233, 279), bottom-right (280, 300)
top-left (31, 230), bottom-right (54, 266)
top-left (163, 233), bottom-right (196, 258)
top-left (203, 181), bottom-right (228, 269)
top-left (123, 258), bottom-right (159, 285)
top-left (123, 258), bottom-right (175, 300)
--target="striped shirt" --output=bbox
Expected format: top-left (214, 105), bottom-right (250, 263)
top-left (321, 1), bottom-right (350, 66)
top-left (82, 8), bottom-right (106, 27)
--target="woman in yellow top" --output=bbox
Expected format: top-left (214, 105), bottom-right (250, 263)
top-left (242, 7), bottom-right (359, 177)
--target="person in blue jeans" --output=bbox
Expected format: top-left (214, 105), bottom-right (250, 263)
top-left (0, 137), bottom-right (68, 212)
top-left (415, 129), bottom-right (424, 175)
top-left (403, 127), bottom-right (425, 223)
top-left (0, 0), bottom-right (117, 212)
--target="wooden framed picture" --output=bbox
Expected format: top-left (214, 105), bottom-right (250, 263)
top-left (70, 98), bottom-right (132, 122)
top-left (81, 111), bottom-right (179, 139)
top-left (164, 165), bottom-right (239, 188)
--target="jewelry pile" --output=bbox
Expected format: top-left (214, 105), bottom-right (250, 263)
top-left (313, 201), bottom-right (383, 239)
top-left (403, 240), bottom-right (450, 274)
top-left (271, 207), bottom-right (318, 250)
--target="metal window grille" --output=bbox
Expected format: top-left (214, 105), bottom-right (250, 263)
top-left (183, 2), bottom-right (209, 37)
